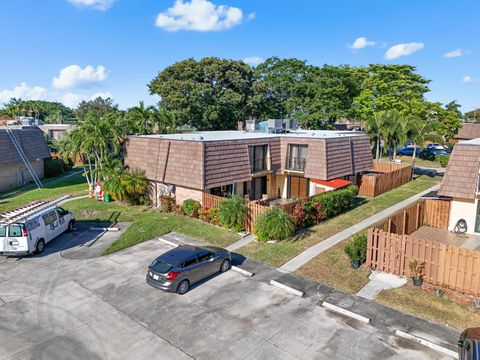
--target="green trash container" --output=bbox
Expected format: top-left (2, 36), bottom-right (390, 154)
top-left (105, 194), bottom-right (110, 203)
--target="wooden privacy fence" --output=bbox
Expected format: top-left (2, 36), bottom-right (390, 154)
top-left (358, 162), bottom-right (413, 197)
top-left (367, 228), bottom-right (480, 297)
top-left (373, 198), bottom-right (450, 235)
top-left (201, 192), bottom-right (269, 233)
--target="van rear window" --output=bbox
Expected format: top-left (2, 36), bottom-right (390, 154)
top-left (0, 226), bottom-right (5, 237)
top-left (8, 225), bottom-right (22, 237)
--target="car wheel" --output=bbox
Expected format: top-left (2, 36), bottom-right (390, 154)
top-left (220, 259), bottom-right (230, 273)
top-left (67, 221), bottom-right (74, 232)
top-left (177, 280), bottom-right (189, 295)
top-left (35, 239), bottom-right (45, 254)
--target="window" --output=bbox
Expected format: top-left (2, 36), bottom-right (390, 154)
top-left (42, 214), bottom-right (52, 226)
top-left (27, 218), bottom-right (41, 231)
top-left (197, 251), bottom-right (214, 263)
top-left (8, 225), bottom-right (22, 237)
top-left (182, 256), bottom-right (198, 268)
top-left (249, 145), bottom-right (268, 173)
top-left (151, 259), bottom-right (173, 274)
top-left (49, 211), bottom-right (58, 222)
top-left (57, 207), bottom-right (68, 216)
top-left (286, 144), bottom-right (307, 171)
top-left (0, 226), bottom-right (5, 237)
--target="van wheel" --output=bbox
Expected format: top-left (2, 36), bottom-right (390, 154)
top-left (35, 239), bottom-right (45, 254)
top-left (176, 280), bottom-right (189, 295)
top-left (67, 221), bottom-right (74, 232)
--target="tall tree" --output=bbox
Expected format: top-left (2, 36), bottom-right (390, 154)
top-left (148, 57), bottom-right (254, 130)
top-left (353, 64), bottom-right (431, 120)
top-left (126, 100), bottom-right (156, 134)
top-left (0, 98), bottom-right (75, 123)
top-left (75, 97), bottom-right (119, 121)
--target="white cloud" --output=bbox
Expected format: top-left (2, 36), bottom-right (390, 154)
top-left (91, 91), bottom-right (113, 99)
top-left (247, 12), bottom-right (256, 21)
top-left (61, 93), bottom-right (88, 108)
top-left (52, 65), bottom-right (107, 89)
top-left (156, 0), bottom-right (243, 32)
top-left (0, 82), bottom-right (49, 103)
top-left (68, 0), bottom-right (114, 11)
top-left (463, 76), bottom-right (475, 84)
top-left (243, 56), bottom-right (263, 66)
top-left (443, 49), bottom-right (464, 58)
top-left (349, 37), bottom-right (375, 50)
top-left (384, 42), bottom-right (424, 60)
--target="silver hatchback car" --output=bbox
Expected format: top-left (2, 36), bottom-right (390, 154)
top-left (146, 245), bottom-right (232, 294)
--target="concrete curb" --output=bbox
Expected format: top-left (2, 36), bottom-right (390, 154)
top-left (90, 227), bottom-right (119, 231)
top-left (321, 302), bottom-right (371, 324)
top-left (269, 280), bottom-right (304, 297)
top-left (231, 266), bottom-right (254, 277)
top-left (158, 238), bottom-right (179, 247)
top-left (395, 330), bottom-right (458, 359)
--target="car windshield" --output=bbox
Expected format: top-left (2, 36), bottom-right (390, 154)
top-left (151, 259), bottom-right (173, 273)
top-left (0, 226), bottom-right (5, 237)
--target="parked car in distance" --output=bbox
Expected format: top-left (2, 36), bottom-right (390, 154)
top-left (422, 143), bottom-right (450, 158)
top-left (398, 146), bottom-right (422, 157)
top-left (146, 245), bottom-right (232, 294)
top-left (458, 327), bottom-right (480, 360)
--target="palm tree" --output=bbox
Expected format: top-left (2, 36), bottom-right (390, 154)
top-left (127, 101), bottom-right (156, 134)
top-left (364, 112), bottom-right (385, 160)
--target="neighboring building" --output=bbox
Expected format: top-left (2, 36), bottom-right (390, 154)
top-left (452, 123), bottom-right (480, 143)
top-left (124, 130), bottom-right (373, 205)
top-left (465, 109), bottom-right (480, 123)
top-left (333, 118), bottom-right (363, 131)
top-left (438, 138), bottom-right (480, 234)
top-left (0, 126), bottom-right (51, 191)
top-left (38, 124), bottom-right (74, 141)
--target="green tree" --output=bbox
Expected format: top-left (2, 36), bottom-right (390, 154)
top-left (126, 100), bottom-right (156, 134)
top-left (353, 64), bottom-right (431, 120)
top-left (0, 98), bottom-right (75, 123)
top-left (75, 97), bottom-right (119, 121)
top-left (148, 57), bottom-right (254, 130)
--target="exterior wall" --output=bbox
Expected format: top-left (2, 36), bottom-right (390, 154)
top-left (203, 137), bottom-right (281, 189)
top-left (174, 186), bottom-right (203, 205)
top-left (0, 160), bottom-right (44, 191)
top-left (448, 198), bottom-right (478, 234)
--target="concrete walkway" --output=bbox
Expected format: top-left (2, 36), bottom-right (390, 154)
top-left (279, 183), bottom-right (440, 273)
top-left (226, 234), bottom-right (256, 252)
top-left (356, 271), bottom-right (407, 300)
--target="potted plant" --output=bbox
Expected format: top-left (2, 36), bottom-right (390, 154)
top-left (409, 259), bottom-right (425, 286)
top-left (344, 234), bottom-right (367, 269)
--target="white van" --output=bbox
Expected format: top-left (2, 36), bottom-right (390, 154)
top-left (0, 197), bottom-right (75, 256)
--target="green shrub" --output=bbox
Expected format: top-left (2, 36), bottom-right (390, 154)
top-left (436, 155), bottom-right (449, 168)
top-left (198, 206), bottom-right (210, 222)
top-left (254, 207), bottom-right (295, 241)
top-left (208, 206), bottom-right (219, 225)
top-left (44, 158), bottom-right (64, 178)
top-left (159, 196), bottom-right (175, 212)
top-left (182, 199), bottom-right (201, 217)
top-left (217, 196), bottom-right (247, 231)
top-left (344, 234), bottom-right (367, 264)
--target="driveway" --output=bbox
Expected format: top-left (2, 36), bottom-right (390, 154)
top-left (0, 231), bottom-right (456, 359)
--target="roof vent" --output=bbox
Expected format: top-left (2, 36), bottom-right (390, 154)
top-left (198, 136), bottom-right (204, 140)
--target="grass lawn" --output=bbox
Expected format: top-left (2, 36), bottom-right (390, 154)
top-left (296, 232), bottom-right (371, 293)
top-left (376, 286), bottom-right (480, 330)
top-left (63, 198), bottom-right (239, 255)
top-left (378, 155), bottom-right (443, 169)
top-left (238, 174), bottom-right (442, 268)
top-left (0, 172), bottom-right (88, 213)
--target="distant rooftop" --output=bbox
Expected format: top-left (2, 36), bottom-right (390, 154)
top-left (133, 130), bottom-right (366, 142)
top-left (458, 137), bottom-right (480, 146)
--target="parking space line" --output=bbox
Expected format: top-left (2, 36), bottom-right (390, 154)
top-left (158, 238), bottom-right (179, 247)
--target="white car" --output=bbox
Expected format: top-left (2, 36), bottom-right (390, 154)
top-left (0, 197), bottom-right (75, 256)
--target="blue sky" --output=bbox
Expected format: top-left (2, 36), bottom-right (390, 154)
top-left (1, 0), bottom-right (479, 112)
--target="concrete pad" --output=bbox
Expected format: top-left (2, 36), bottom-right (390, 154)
top-left (356, 271), bottom-right (408, 300)
top-left (226, 234), bottom-right (255, 251)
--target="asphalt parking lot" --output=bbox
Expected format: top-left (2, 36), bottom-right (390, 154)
top-left (0, 229), bottom-right (458, 360)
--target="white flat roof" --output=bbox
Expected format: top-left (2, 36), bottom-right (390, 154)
top-left (133, 130), bottom-right (366, 142)
top-left (460, 138), bottom-right (480, 146)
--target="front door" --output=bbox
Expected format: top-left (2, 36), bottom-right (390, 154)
top-left (245, 176), bottom-right (267, 200)
top-left (289, 176), bottom-right (308, 198)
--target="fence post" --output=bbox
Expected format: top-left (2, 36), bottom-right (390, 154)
top-left (402, 209), bottom-right (407, 235)
top-left (387, 218), bottom-right (392, 234)
top-left (415, 203), bottom-right (421, 230)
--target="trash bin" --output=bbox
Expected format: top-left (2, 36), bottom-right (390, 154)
top-left (105, 194), bottom-right (110, 203)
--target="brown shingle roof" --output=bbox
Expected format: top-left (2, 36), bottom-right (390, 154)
top-left (0, 127), bottom-right (50, 168)
top-left (438, 144), bottom-right (480, 199)
top-left (455, 123), bottom-right (480, 140)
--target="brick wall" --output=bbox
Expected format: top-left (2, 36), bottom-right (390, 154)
top-left (0, 160), bottom-right (45, 192)
top-left (174, 186), bottom-right (203, 204)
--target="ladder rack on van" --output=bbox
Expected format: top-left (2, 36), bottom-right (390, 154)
top-left (0, 195), bottom-right (71, 226)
